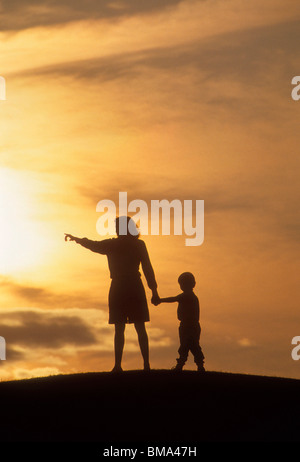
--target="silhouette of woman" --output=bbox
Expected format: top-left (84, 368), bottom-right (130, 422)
top-left (65, 216), bottom-right (159, 372)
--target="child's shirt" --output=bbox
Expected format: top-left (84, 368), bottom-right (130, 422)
top-left (176, 291), bottom-right (200, 326)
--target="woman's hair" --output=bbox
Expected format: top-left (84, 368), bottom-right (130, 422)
top-left (115, 216), bottom-right (140, 239)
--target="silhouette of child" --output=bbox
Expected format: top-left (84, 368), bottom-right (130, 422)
top-left (156, 272), bottom-right (205, 372)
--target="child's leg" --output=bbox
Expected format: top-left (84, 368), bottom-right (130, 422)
top-left (190, 324), bottom-right (205, 368)
top-left (191, 343), bottom-right (205, 367)
top-left (176, 325), bottom-right (189, 368)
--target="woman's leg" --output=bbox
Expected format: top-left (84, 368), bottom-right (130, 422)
top-left (113, 323), bottom-right (126, 371)
top-left (134, 322), bottom-right (150, 370)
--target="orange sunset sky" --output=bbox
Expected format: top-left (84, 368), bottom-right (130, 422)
top-left (0, 0), bottom-right (300, 381)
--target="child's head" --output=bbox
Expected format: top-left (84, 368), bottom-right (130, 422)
top-left (178, 272), bottom-right (196, 292)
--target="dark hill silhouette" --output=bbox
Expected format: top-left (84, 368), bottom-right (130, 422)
top-left (0, 369), bottom-right (299, 443)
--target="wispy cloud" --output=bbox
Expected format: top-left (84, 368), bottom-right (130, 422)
top-left (0, 276), bottom-right (104, 309)
top-left (0, 0), bottom-right (183, 31)
top-left (0, 309), bottom-right (97, 348)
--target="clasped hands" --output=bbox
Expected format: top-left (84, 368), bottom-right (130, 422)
top-left (151, 292), bottom-right (161, 306)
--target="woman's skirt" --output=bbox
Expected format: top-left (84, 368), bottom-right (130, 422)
top-left (108, 276), bottom-right (150, 324)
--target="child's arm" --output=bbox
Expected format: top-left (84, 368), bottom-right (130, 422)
top-left (158, 296), bottom-right (179, 304)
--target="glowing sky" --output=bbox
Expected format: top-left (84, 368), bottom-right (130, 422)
top-left (0, 0), bottom-right (300, 381)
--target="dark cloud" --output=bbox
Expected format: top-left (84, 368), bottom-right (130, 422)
top-left (0, 276), bottom-right (107, 309)
top-left (0, 344), bottom-right (25, 363)
top-left (16, 50), bottom-right (142, 83)
top-left (0, 0), bottom-right (184, 32)
top-left (0, 309), bottom-right (97, 348)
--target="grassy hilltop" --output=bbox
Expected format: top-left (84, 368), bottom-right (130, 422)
top-left (0, 369), bottom-right (299, 442)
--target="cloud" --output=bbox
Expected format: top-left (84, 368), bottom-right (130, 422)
top-left (0, 276), bottom-right (105, 309)
top-left (0, 308), bottom-right (97, 348)
top-left (0, 306), bottom-right (114, 380)
top-left (11, 366), bottom-right (63, 380)
top-left (0, 345), bottom-right (25, 362)
top-left (11, 18), bottom-right (299, 80)
top-left (77, 175), bottom-right (258, 212)
top-left (11, 18), bottom-right (299, 129)
top-left (0, 306), bottom-right (173, 380)
top-left (0, 0), bottom-right (184, 31)
top-left (74, 170), bottom-right (300, 251)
